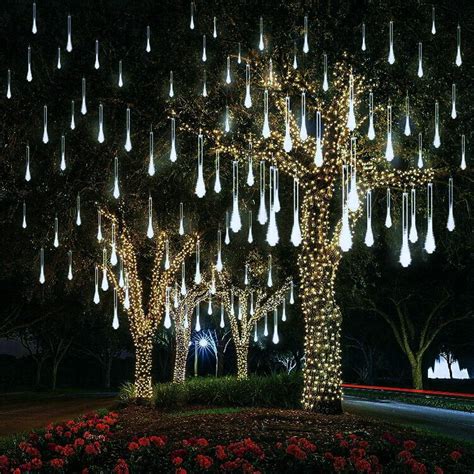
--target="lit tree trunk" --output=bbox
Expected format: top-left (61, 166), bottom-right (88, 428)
top-left (235, 337), bottom-right (249, 380)
top-left (134, 334), bottom-right (154, 398)
top-left (173, 325), bottom-right (191, 383)
top-left (299, 189), bottom-right (343, 414)
top-left (409, 354), bottom-right (424, 390)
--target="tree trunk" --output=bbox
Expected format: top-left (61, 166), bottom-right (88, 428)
top-left (104, 354), bottom-right (112, 389)
top-left (235, 340), bottom-right (249, 379)
top-left (52, 362), bottom-right (58, 391)
top-left (299, 190), bottom-right (343, 414)
top-left (134, 334), bottom-right (154, 398)
top-left (411, 357), bottom-right (424, 390)
top-left (173, 326), bottom-right (191, 383)
top-left (216, 338), bottom-right (225, 376)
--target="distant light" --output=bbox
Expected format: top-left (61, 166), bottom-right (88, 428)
top-left (199, 338), bottom-right (208, 348)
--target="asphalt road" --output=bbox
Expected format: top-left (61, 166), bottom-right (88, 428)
top-left (343, 395), bottom-right (474, 441)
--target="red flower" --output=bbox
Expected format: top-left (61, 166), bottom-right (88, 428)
top-left (339, 440), bottom-right (349, 448)
top-left (195, 454), bottom-right (213, 469)
top-left (215, 445), bottom-right (227, 461)
top-left (172, 457), bottom-right (183, 466)
top-left (82, 469), bottom-right (89, 474)
top-left (127, 441), bottom-right (139, 451)
top-left (355, 459), bottom-right (371, 472)
top-left (0, 455), bottom-right (9, 468)
top-left (50, 458), bottom-right (65, 470)
top-left (113, 459), bottom-right (130, 474)
top-left (44, 433), bottom-right (53, 440)
top-left (196, 438), bottom-right (209, 447)
top-left (450, 450), bottom-right (462, 462)
top-left (399, 450), bottom-right (413, 461)
top-left (138, 437), bottom-right (150, 447)
top-left (335, 432), bottom-right (344, 440)
top-left (410, 461), bottom-right (427, 474)
top-left (149, 435), bottom-right (166, 447)
top-left (286, 444), bottom-right (307, 461)
top-left (404, 440), bottom-right (417, 451)
top-left (359, 440), bottom-right (369, 449)
top-left (324, 452), bottom-right (334, 461)
top-left (333, 456), bottom-right (346, 472)
top-left (85, 443), bottom-right (98, 456)
top-left (435, 467), bottom-right (444, 474)
top-left (175, 469), bottom-right (187, 474)
top-left (74, 438), bottom-right (85, 447)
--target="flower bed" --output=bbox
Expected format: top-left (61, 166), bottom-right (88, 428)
top-left (0, 410), bottom-right (471, 473)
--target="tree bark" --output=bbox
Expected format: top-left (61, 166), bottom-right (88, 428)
top-left (52, 362), bottom-right (59, 391)
top-left (235, 340), bottom-right (249, 379)
top-left (411, 357), bottom-right (423, 390)
top-left (134, 334), bottom-right (154, 398)
top-left (173, 326), bottom-right (191, 383)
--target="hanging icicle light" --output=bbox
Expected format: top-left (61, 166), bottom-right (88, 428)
top-left (230, 161), bottom-right (242, 232)
top-left (101, 248), bottom-right (109, 291)
top-left (246, 146), bottom-right (254, 186)
top-left (173, 282), bottom-right (179, 308)
top-left (93, 265), bottom-right (100, 304)
top-left (292, 42), bottom-right (298, 70)
top-left (424, 183), bottom-right (436, 254)
top-left (178, 202), bottom-right (185, 235)
top-left (451, 84), bottom-right (457, 119)
top-left (291, 178), bottom-right (302, 247)
top-left (66, 15), bottom-right (73, 52)
top-left (385, 188), bottom-right (392, 228)
top-left (70, 101), bottom-right (75, 130)
top-left (164, 239), bottom-right (170, 269)
top-left (249, 291), bottom-right (255, 316)
top-left (53, 216), bottom-right (59, 248)
top-left (385, 101), bottom-right (394, 161)
top-left (417, 43), bottom-right (424, 78)
top-left (202, 35), bottom-right (207, 62)
top-left (27, 46), bottom-right (33, 82)
top-left (39, 248), bottom-right (45, 284)
top-left (262, 89), bottom-right (271, 138)
top-left (268, 59), bottom-right (273, 85)
top-left (417, 133), bottom-right (424, 168)
top-left (113, 156), bottom-right (120, 199)
top-left (259, 17), bottom-right (264, 51)
top-left (189, 2), bottom-right (195, 30)
top-left (169, 71), bottom-right (174, 98)
top-left (147, 195), bottom-right (154, 238)
top-left (263, 313), bottom-right (269, 337)
top-left (361, 23), bottom-right (367, 51)
top-left (22, 201), bottom-right (27, 229)
top-left (124, 107), bottom-right (132, 151)
top-left (32, 3), bottom-right (37, 34)
top-left (216, 229), bottom-right (223, 272)
top-left (244, 264), bottom-right (249, 285)
top-left (399, 192), bottom-right (411, 268)
top-left (267, 255), bottom-right (273, 287)
top-left (247, 211), bottom-right (253, 244)
top-left (94, 40), bottom-right (100, 69)
top-left (258, 161), bottom-right (268, 225)
top-left (282, 299), bottom-right (287, 322)
top-left (194, 240), bottom-right (202, 284)
top-left (169, 117), bottom-right (177, 162)
top-left (300, 91), bottom-right (308, 141)
top-left (219, 302), bottom-right (225, 328)
top-left (431, 6), bottom-right (436, 34)
top-left (244, 63), bottom-right (252, 108)
top-left (455, 25), bottom-right (462, 67)
top-left (290, 280), bottom-right (295, 304)
top-left (195, 132), bottom-right (206, 198)
top-left (25, 145), bottom-right (31, 181)
top-left (112, 288), bottom-right (119, 329)
top-left (237, 43), bottom-right (242, 64)
top-left (447, 177), bottom-right (455, 231)
top-left (195, 303), bottom-right (201, 332)
top-left (224, 105), bottom-right (230, 133)
top-left (210, 271), bottom-right (216, 294)
top-left (164, 287), bottom-right (172, 328)
top-left (202, 70), bottom-right (208, 97)
top-left (81, 78), bottom-right (87, 115)
top-left (273, 167), bottom-right (280, 213)
top-left (148, 130), bottom-right (155, 176)
top-left (283, 96), bottom-right (293, 152)
top-left (323, 53), bottom-right (329, 91)
top-left (212, 16), bottom-right (217, 38)
top-left (60, 135), bottom-right (66, 171)
top-left (118, 259), bottom-right (124, 288)
top-left (303, 16), bottom-right (309, 53)
top-left (364, 190), bottom-right (374, 247)
top-left (404, 94), bottom-right (411, 136)
top-left (409, 188), bottom-right (418, 243)
top-left (118, 60), bottom-right (123, 87)
top-left (67, 250), bottom-right (73, 280)
top-left (180, 262), bottom-right (187, 295)
top-left (207, 290), bottom-right (213, 315)
top-left (225, 56), bottom-right (232, 84)
top-left (433, 101), bottom-right (441, 148)
top-left (347, 138), bottom-right (359, 212)
top-left (98, 103), bottom-right (105, 143)
top-left (110, 223), bottom-right (118, 266)
top-left (388, 20), bottom-right (395, 64)
top-left (97, 211), bottom-right (103, 242)
top-left (57, 47), bottom-right (62, 70)
top-left (314, 111), bottom-right (324, 166)
top-left (272, 308), bottom-right (279, 344)
top-left (339, 165), bottom-right (352, 252)
top-left (253, 323), bottom-right (258, 342)
top-left (76, 194), bottom-right (81, 226)
top-left (266, 166), bottom-right (279, 246)
top-left (212, 150), bottom-right (222, 193)
top-left (225, 211), bottom-right (230, 245)
top-left (367, 92), bottom-right (375, 140)
top-left (124, 274), bottom-right (130, 310)
top-left (346, 73), bottom-right (356, 131)
top-left (460, 134), bottom-right (466, 170)
top-left (42, 105), bottom-right (49, 144)
top-left (6, 70), bottom-right (11, 99)
top-left (146, 26), bottom-right (151, 53)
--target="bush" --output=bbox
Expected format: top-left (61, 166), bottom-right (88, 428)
top-left (119, 373), bottom-right (303, 409)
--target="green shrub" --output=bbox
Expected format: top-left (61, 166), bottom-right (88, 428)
top-left (150, 373), bottom-right (303, 409)
top-left (118, 381), bottom-right (137, 402)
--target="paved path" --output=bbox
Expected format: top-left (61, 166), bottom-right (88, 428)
top-left (0, 393), bottom-right (117, 437)
top-left (343, 396), bottom-right (474, 441)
